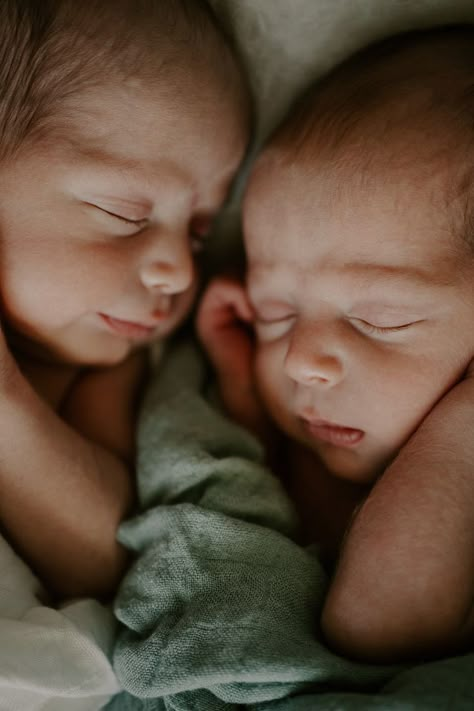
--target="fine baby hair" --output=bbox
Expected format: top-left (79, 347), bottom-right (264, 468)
top-left (0, 0), bottom-right (242, 162)
top-left (270, 25), bottom-right (474, 249)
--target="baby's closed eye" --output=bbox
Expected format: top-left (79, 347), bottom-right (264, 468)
top-left (253, 302), bottom-right (296, 340)
top-left (84, 201), bottom-right (149, 235)
top-left (348, 316), bottom-right (425, 337)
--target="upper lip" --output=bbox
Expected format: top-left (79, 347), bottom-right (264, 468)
top-left (99, 296), bottom-right (173, 329)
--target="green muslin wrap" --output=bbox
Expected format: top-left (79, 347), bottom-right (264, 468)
top-left (107, 339), bottom-right (474, 711)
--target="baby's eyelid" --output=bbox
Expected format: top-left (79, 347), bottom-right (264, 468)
top-left (89, 202), bottom-right (149, 226)
top-left (350, 317), bottom-right (423, 334)
top-left (103, 208), bottom-right (148, 226)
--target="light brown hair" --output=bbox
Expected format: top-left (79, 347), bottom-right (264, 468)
top-left (268, 26), bottom-right (474, 248)
top-left (0, 0), bottom-right (248, 160)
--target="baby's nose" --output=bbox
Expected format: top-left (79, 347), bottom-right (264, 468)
top-left (139, 233), bottom-right (194, 295)
top-left (284, 329), bottom-right (345, 388)
top-left (140, 258), bottom-right (194, 294)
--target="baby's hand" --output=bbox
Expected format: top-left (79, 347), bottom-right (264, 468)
top-left (197, 275), bottom-right (254, 388)
top-left (196, 276), bottom-right (274, 445)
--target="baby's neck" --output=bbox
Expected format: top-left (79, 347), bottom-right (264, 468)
top-left (13, 350), bottom-right (81, 411)
top-left (285, 441), bottom-right (368, 561)
top-left (5, 326), bottom-right (82, 410)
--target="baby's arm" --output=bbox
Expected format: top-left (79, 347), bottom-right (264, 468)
top-left (0, 334), bottom-right (142, 601)
top-left (322, 371), bottom-right (474, 662)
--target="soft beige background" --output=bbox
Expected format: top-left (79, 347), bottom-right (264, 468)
top-left (207, 0), bottom-right (474, 257)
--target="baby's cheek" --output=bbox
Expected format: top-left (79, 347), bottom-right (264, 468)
top-left (167, 279), bottom-right (200, 335)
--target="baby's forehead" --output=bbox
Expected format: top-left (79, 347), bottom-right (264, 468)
top-left (0, 0), bottom-right (251, 166)
top-left (244, 107), bottom-right (473, 266)
top-left (243, 146), bottom-right (471, 284)
top-left (248, 27), bottom-right (474, 222)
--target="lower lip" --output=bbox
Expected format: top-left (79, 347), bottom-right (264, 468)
top-left (99, 314), bottom-right (157, 339)
top-left (302, 420), bottom-right (364, 448)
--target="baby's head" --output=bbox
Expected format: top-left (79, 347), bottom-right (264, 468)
top-left (243, 27), bottom-right (474, 483)
top-left (0, 0), bottom-right (250, 366)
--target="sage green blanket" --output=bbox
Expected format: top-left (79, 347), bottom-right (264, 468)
top-left (107, 340), bottom-right (474, 711)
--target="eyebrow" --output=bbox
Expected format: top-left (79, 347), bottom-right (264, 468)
top-left (247, 259), bottom-right (457, 298)
top-left (68, 139), bottom-right (199, 202)
top-left (64, 129), bottom-right (171, 178)
top-left (76, 143), bottom-right (154, 174)
top-left (69, 140), bottom-right (230, 212)
top-left (341, 261), bottom-right (457, 289)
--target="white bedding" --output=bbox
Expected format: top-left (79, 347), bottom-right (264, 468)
top-left (210, 0), bottom-right (474, 141)
top-left (0, 536), bottom-right (118, 711)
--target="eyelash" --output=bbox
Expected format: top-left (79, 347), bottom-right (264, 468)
top-left (88, 201), bottom-right (216, 264)
top-left (353, 319), bottom-right (416, 335)
top-left (96, 206), bottom-right (209, 247)
top-left (101, 208), bottom-right (147, 227)
top-left (256, 317), bottom-right (414, 335)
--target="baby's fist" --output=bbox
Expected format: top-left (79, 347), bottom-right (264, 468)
top-left (196, 275), bottom-right (255, 388)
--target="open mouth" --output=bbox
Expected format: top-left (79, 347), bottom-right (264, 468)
top-left (301, 418), bottom-right (364, 448)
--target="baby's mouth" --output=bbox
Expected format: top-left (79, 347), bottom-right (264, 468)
top-left (98, 313), bottom-right (162, 340)
top-left (300, 417), bottom-right (365, 448)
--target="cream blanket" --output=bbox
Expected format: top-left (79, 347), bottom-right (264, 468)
top-left (0, 535), bottom-right (118, 710)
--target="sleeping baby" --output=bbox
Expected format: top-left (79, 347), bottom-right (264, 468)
top-left (198, 25), bottom-right (474, 663)
top-left (0, 0), bottom-right (249, 602)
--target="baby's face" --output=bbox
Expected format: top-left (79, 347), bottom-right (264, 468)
top-left (0, 66), bottom-right (247, 366)
top-left (244, 152), bottom-right (474, 483)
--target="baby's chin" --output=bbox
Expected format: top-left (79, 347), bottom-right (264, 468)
top-left (309, 440), bottom-right (392, 485)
